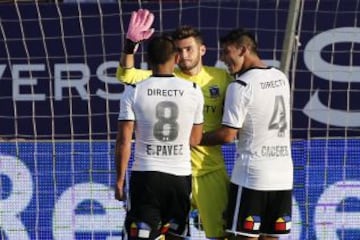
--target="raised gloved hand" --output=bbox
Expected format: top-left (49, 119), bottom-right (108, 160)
top-left (126, 9), bottom-right (155, 42)
top-left (124, 9), bottom-right (155, 54)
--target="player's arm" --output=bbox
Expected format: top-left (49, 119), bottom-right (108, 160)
top-left (116, 60), bottom-right (151, 84)
top-left (201, 126), bottom-right (238, 146)
top-left (120, 49), bottom-right (135, 69)
top-left (201, 80), bottom-right (247, 146)
top-left (116, 9), bottom-right (154, 84)
top-left (114, 85), bottom-right (136, 201)
top-left (190, 85), bottom-right (204, 147)
top-left (116, 40), bottom-right (152, 84)
top-left (114, 120), bottom-right (134, 201)
top-left (190, 124), bottom-right (203, 147)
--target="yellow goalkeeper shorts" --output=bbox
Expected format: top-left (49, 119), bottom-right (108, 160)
top-left (192, 167), bottom-right (230, 238)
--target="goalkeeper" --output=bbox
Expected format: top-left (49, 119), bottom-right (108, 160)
top-left (117, 9), bottom-right (233, 239)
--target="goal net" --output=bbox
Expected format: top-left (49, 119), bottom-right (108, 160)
top-left (0, 0), bottom-right (359, 239)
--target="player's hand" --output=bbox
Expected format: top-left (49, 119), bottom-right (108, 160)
top-left (126, 9), bottom-right (155, 43)
top-left (114, 181), bottom-right (126, 201)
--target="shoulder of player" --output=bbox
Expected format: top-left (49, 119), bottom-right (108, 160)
top-left (231, 79), bottom-right (248, 87)
top-left (202, 66), bottom-right (233, 84)
top-left (202, 65), bottom-right (228, 74)
top-left (173, 77), bottom-right (200, 90)
top-left (232, 66), bottom-right (272, 86)
top-left (123, 82), bottom-right (137, 89)
top-left (126, 76), bottom-right (156, 92)
top-left (117, 65), bottom-right (152, 83)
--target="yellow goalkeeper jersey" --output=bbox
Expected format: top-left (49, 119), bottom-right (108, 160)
top-left (116, 66), bottom-right (233, 176)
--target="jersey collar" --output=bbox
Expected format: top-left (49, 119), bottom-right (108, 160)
top-left (234, 66), bottom-right (272, 78)
top-left (151, 74), bottom-right (175, 77)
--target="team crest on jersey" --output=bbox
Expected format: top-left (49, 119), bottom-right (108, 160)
top-left (209, 85), bottom-right (220, 98)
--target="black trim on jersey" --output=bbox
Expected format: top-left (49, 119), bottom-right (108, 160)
top-left (235, 66), bottom-right (273, 79)
top-left (151, 74), bottom-right (175, 77)
top-left (234, 80), bottom-right (247, 87)
top-left (124, 83), bottom-right (136, 88)
top-left (222, 124), bottom-right (240, 130)
top-left (193, 82), bottom-right (197, 89)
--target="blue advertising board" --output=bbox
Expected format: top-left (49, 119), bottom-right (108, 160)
top-left (0, 140), bottom-right (360, 239)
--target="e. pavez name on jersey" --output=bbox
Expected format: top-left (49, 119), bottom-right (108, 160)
top-left (146, 144), bottom-right (184, 156)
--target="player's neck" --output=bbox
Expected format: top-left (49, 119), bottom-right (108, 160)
top-left (243, 56), bottom-right (266, 70)
top-left (152, 64), bottom-right (175, 76)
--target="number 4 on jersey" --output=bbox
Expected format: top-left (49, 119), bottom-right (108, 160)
top-left (268, 95), bottom-right (287, 137)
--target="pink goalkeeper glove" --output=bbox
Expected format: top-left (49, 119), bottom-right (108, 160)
top-left (126, 9), bottom-right (155, 43)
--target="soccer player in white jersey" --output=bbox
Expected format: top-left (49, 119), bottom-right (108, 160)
top-left (114, 35), bottom-right (204, 240)
top-left (201, 28), bottom-right (293, 240)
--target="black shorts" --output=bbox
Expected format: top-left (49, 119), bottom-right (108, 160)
top-left (124, 171), bottom-right (191, 240)
top-left (225, 183), bottom-right (292, 238)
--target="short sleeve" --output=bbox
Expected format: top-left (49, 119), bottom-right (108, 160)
top-left (222, 81), bottom-right (251, 128)
top-left (118, 85), bottom-right (135, 121)
top-left (194, 87), bottom-right (204, 124)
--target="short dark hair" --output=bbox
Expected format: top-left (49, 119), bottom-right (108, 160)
top-left (147, 35), bottom-right (177, 65)
top-left (220, 28), bottom-right (258, 54)
top-left (171, 25), bottom-right (204, 45)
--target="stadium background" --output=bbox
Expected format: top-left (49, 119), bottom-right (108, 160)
top-left (0, 1), bottom-right (359, 239)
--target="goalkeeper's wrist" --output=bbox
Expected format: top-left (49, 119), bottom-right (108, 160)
top-left (123, 39), bottom-right (139, 54)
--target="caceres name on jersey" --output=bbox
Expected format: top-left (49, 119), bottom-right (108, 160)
top-left (260, 145), bottom-right (289, 157)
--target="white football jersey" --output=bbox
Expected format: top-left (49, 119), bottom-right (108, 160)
top-left (222, 67), bottom-right (293, 190)
top-left (118, 75), bottom-right (204, 176)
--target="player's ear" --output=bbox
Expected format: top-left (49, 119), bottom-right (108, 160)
top-left (200, 44), bottom-right (206, 57)
top-left (175, 53), bottom-right (180, 64)
top-left (239, 45), bottom-right (247, 57)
